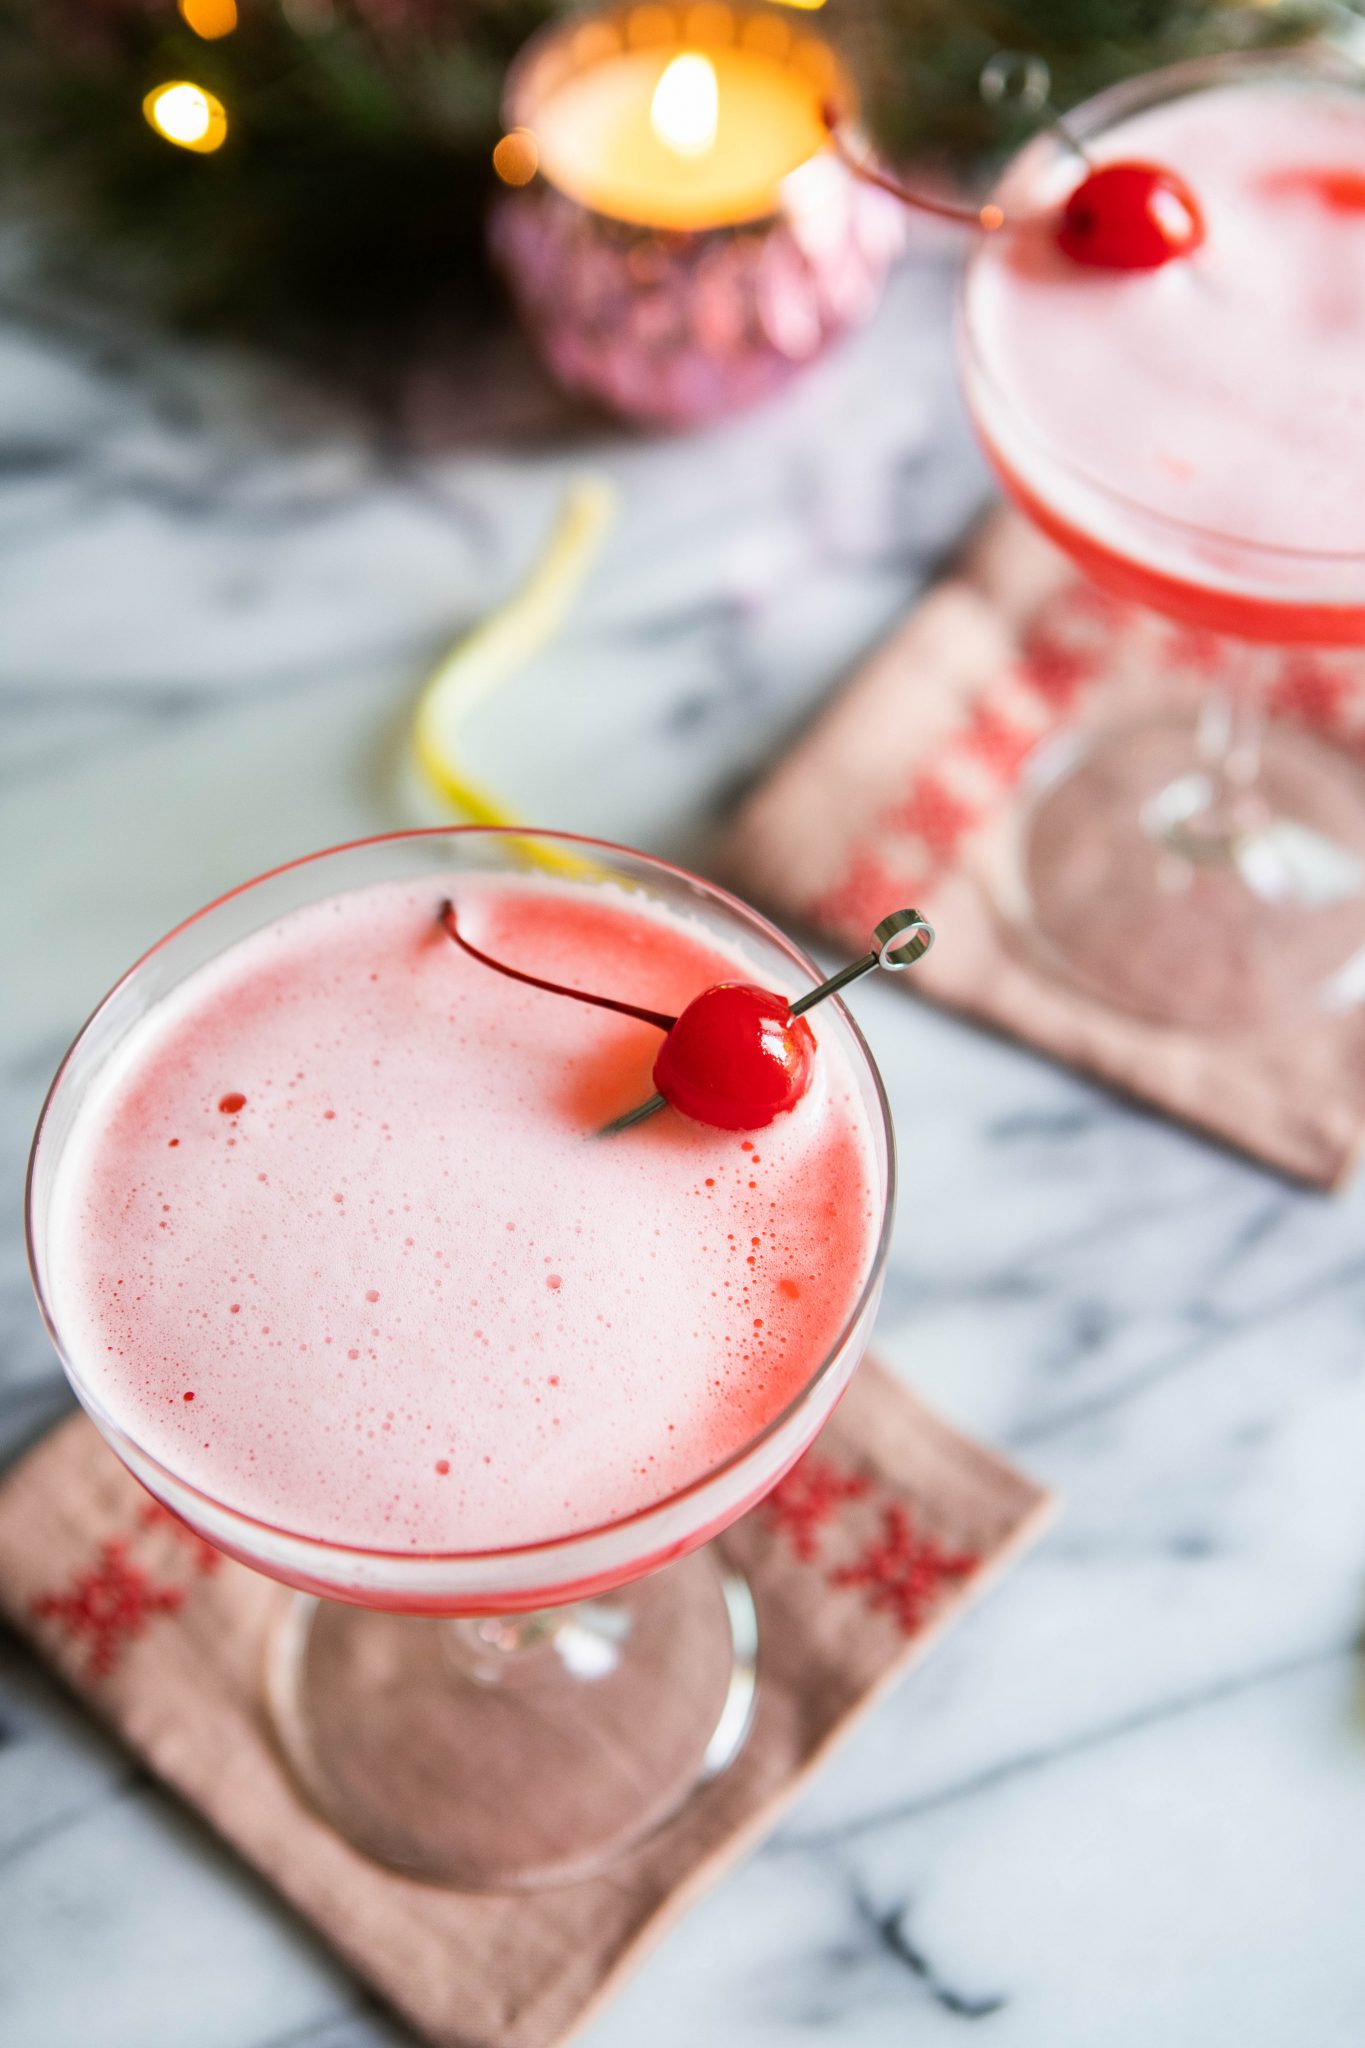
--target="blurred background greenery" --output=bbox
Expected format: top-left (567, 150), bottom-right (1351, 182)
top-left (0, 0), bottom-right (1333, 340)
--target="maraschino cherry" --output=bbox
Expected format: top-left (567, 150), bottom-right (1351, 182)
top-left (1056, 160), bottom-right (1205, 270)
top-left (653, 984), bottom-right (815, 1132)
top-left (438, 901), bottom-right (934, 1135)
top-left (822, 101), bottom-right (1203, 274)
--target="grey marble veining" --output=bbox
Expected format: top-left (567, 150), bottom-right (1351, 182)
top-left (4, 241), bottom-right (1365, 2048)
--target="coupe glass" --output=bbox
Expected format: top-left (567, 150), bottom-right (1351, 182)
top-left (959, 45), bottom-right (1365, 1030)
top-left (27, 828), bottom-right (894, 1890)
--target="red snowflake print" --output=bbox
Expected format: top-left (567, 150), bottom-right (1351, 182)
top-left (763, 1455), bottom-right (872, 1562)
top-left (807, 846), bottom-right (927, 948)
top-left (958, 702), bottom-right (1036, 783)
top-left (884, 773), bottom-right (979, 861)
top-left (1267, 654), bottom-right (1351, 733)
top-left (830, 1503), bottom-right (978, 1637)
top-left (30, 1538), bottom-right (185, 1679)
top-left (1161, 622), bottom-right (1226, 677)
top-left (1016, 630), bottom-right (1093, 712)
top-left (139, 1500), bottom-right (223, 1576)
top-left (1053, 579), bottom-right (1132, 632)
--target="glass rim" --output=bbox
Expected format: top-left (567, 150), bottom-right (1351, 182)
top-left (958, 42), bottom-right (1365, 576)
top-left (26, 824), bottom-right (896, 1570)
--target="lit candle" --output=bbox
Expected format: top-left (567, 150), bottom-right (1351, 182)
top-left (531, 33), bottom-right (827, 229)
top-left (491, 3), bottom-right (902, 426)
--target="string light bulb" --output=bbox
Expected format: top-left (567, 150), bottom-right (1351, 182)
top-left (493, 129), bottom-right (540, 187)
top-left (142, 81), bottom-right (229, 153)
top-left (177, 0), bottom-right (238, 39)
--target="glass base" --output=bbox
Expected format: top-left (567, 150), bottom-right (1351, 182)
top-left (1009, 710), bottom-right (1365, 1030)
top-left (266, 1547), bottom-right (757, 1891)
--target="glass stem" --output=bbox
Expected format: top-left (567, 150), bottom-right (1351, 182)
top-left (444, 1603), bottom-right (633, 1687)
top-left (1196, 639), bottom-right (1267, 827)
top-left (1146, 638), bottom-right (1270, 863)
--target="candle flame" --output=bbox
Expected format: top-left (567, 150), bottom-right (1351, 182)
top-left (650, 52), bottom-right (719, 159)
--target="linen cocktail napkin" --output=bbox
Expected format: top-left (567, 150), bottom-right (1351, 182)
top-left (0, 1358), bottom-right (1050, 2048)
top-left (724, 511), bottom-right (1365, 1189)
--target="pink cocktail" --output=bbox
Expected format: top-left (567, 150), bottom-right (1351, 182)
top-left (27, 828), bottom-right (894, 1887)
top-left (959, 44), bottom-right (1365, 1027)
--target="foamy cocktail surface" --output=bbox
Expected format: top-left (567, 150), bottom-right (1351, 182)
top-left (45, 879), bottom-right (880, 1553)
top-left (967, 78), bottom-right (1365, 562)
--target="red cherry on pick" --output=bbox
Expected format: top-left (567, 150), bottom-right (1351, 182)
top-left (438, 903), bottom-right (817, 1133)
top-left (1057, 160), bottom-right (1204, 270)
top-left (653, 984), bottom-right (816, 1132)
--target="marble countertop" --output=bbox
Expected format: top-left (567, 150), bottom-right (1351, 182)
top-left (4, 242), bottom-right (1365, 2048)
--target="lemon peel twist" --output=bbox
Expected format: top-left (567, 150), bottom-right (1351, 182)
top-left (412, 476), bottom-right (617, 828)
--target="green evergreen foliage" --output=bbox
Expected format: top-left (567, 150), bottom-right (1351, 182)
top-left (0, 0), bottom-right (1335, 336)
top-left (846, 0), bottom-right (1325, 161)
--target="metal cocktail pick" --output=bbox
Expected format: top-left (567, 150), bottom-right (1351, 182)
top-left (979, 50), bottom-right (1092, 166)
top-left (600, 909), bottom-right (935, 1137)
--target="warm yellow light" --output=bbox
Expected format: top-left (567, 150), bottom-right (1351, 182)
top-left (143, 81), bottom-right (229, 153)
top-left (178, 0), bottom-right (238, 39)
top-left (650, 52), bottom-right (719, 158)
top-left (493, 128), bottom-right (540, 186)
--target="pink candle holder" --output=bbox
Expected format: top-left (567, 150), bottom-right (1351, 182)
top-left (490, 3), bottom-right (904, 428)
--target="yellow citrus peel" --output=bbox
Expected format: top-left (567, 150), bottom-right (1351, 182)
top-left (412, 476), bottom-right (617, 836)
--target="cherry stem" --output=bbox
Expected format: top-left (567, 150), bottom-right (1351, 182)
top-left (439, 900), bottom-right (677, 1034)
top-left (822, 105), bottom-right (1006, 233)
